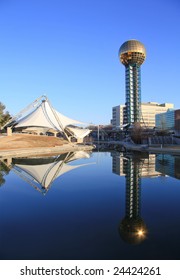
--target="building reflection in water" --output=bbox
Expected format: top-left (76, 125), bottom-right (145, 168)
top-left (111, 152), bottom-right (163, 245)
top-left (1, 151), bottom-right (92, 194)
top-left (156, 154), bottom-right (180, 180)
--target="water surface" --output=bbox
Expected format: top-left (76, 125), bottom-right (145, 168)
top-left (0, 151), bottom-right (180, 260)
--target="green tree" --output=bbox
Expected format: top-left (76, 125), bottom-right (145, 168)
top-left (130, 122), bottom-right (143, 144)
top-left (0, 102), bottom-right (11, 128)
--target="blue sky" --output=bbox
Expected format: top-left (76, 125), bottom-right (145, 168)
top-left (0, 0), bottom-right (180, 124)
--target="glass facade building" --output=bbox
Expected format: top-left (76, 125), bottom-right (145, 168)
top-left (119, 40), bottom-right (146, 124)
top-left (155, 109), bottom-right (175, 130)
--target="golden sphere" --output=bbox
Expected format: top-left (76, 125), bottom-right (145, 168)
top-left (119, 39), bottom-right (146, 66)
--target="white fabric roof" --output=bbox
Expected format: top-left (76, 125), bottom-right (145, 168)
top-left (67, 126), bottom-right (91, 139)
top-left (15, 100), bottom-right (85, 131)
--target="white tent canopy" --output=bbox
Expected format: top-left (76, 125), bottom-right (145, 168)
top-left (15, 99), bottom-right (84, 131)
top-left (12, 96), bottom-right (91, 141)
top-left (66, 126), bottom-right (91, 139)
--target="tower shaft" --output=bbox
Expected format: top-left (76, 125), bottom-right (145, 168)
top-left (125, 65), bottom-right (141, 123)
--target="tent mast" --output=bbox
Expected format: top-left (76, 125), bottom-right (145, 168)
top-left (46, 98), bottom-right (71, 142)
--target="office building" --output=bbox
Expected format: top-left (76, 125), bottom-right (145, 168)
top-left (175, 110), bottom-right (180, 133)
top-left (141, 102), bottom-right (174, 128)
top-left (111, 102), bottom-right (174, 128)
top-left (155, 108), bottom-right (180, 131)
top-left (156, 109), bottom-right (175, 130)
top-left (111, 105), bottom-right (125, 127)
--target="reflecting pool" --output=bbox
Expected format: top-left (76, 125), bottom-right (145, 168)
top-left (0, 151), bottom-right (180, 260)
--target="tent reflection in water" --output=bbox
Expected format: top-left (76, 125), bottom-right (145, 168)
top-left (12, 151), bottom-right (92, 194)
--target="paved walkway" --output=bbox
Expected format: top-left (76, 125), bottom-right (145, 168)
top-left (122, 142), bottom-right (180, 154)
top-left (0, 144), bottom-right (94, 158)
top-left (96, 140), bottom-right (180, 155)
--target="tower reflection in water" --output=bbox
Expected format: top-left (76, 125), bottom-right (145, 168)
top-left (119, 156), bottom-right (148, 244)
top-left (111, 152), bottom-right (162, 244)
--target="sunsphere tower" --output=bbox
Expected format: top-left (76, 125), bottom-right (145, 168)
top-left (119, 39), bottom-right (146, 124)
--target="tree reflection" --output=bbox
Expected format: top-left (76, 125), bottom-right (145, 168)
top-left (0, 161), bottom-right (10, 186)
